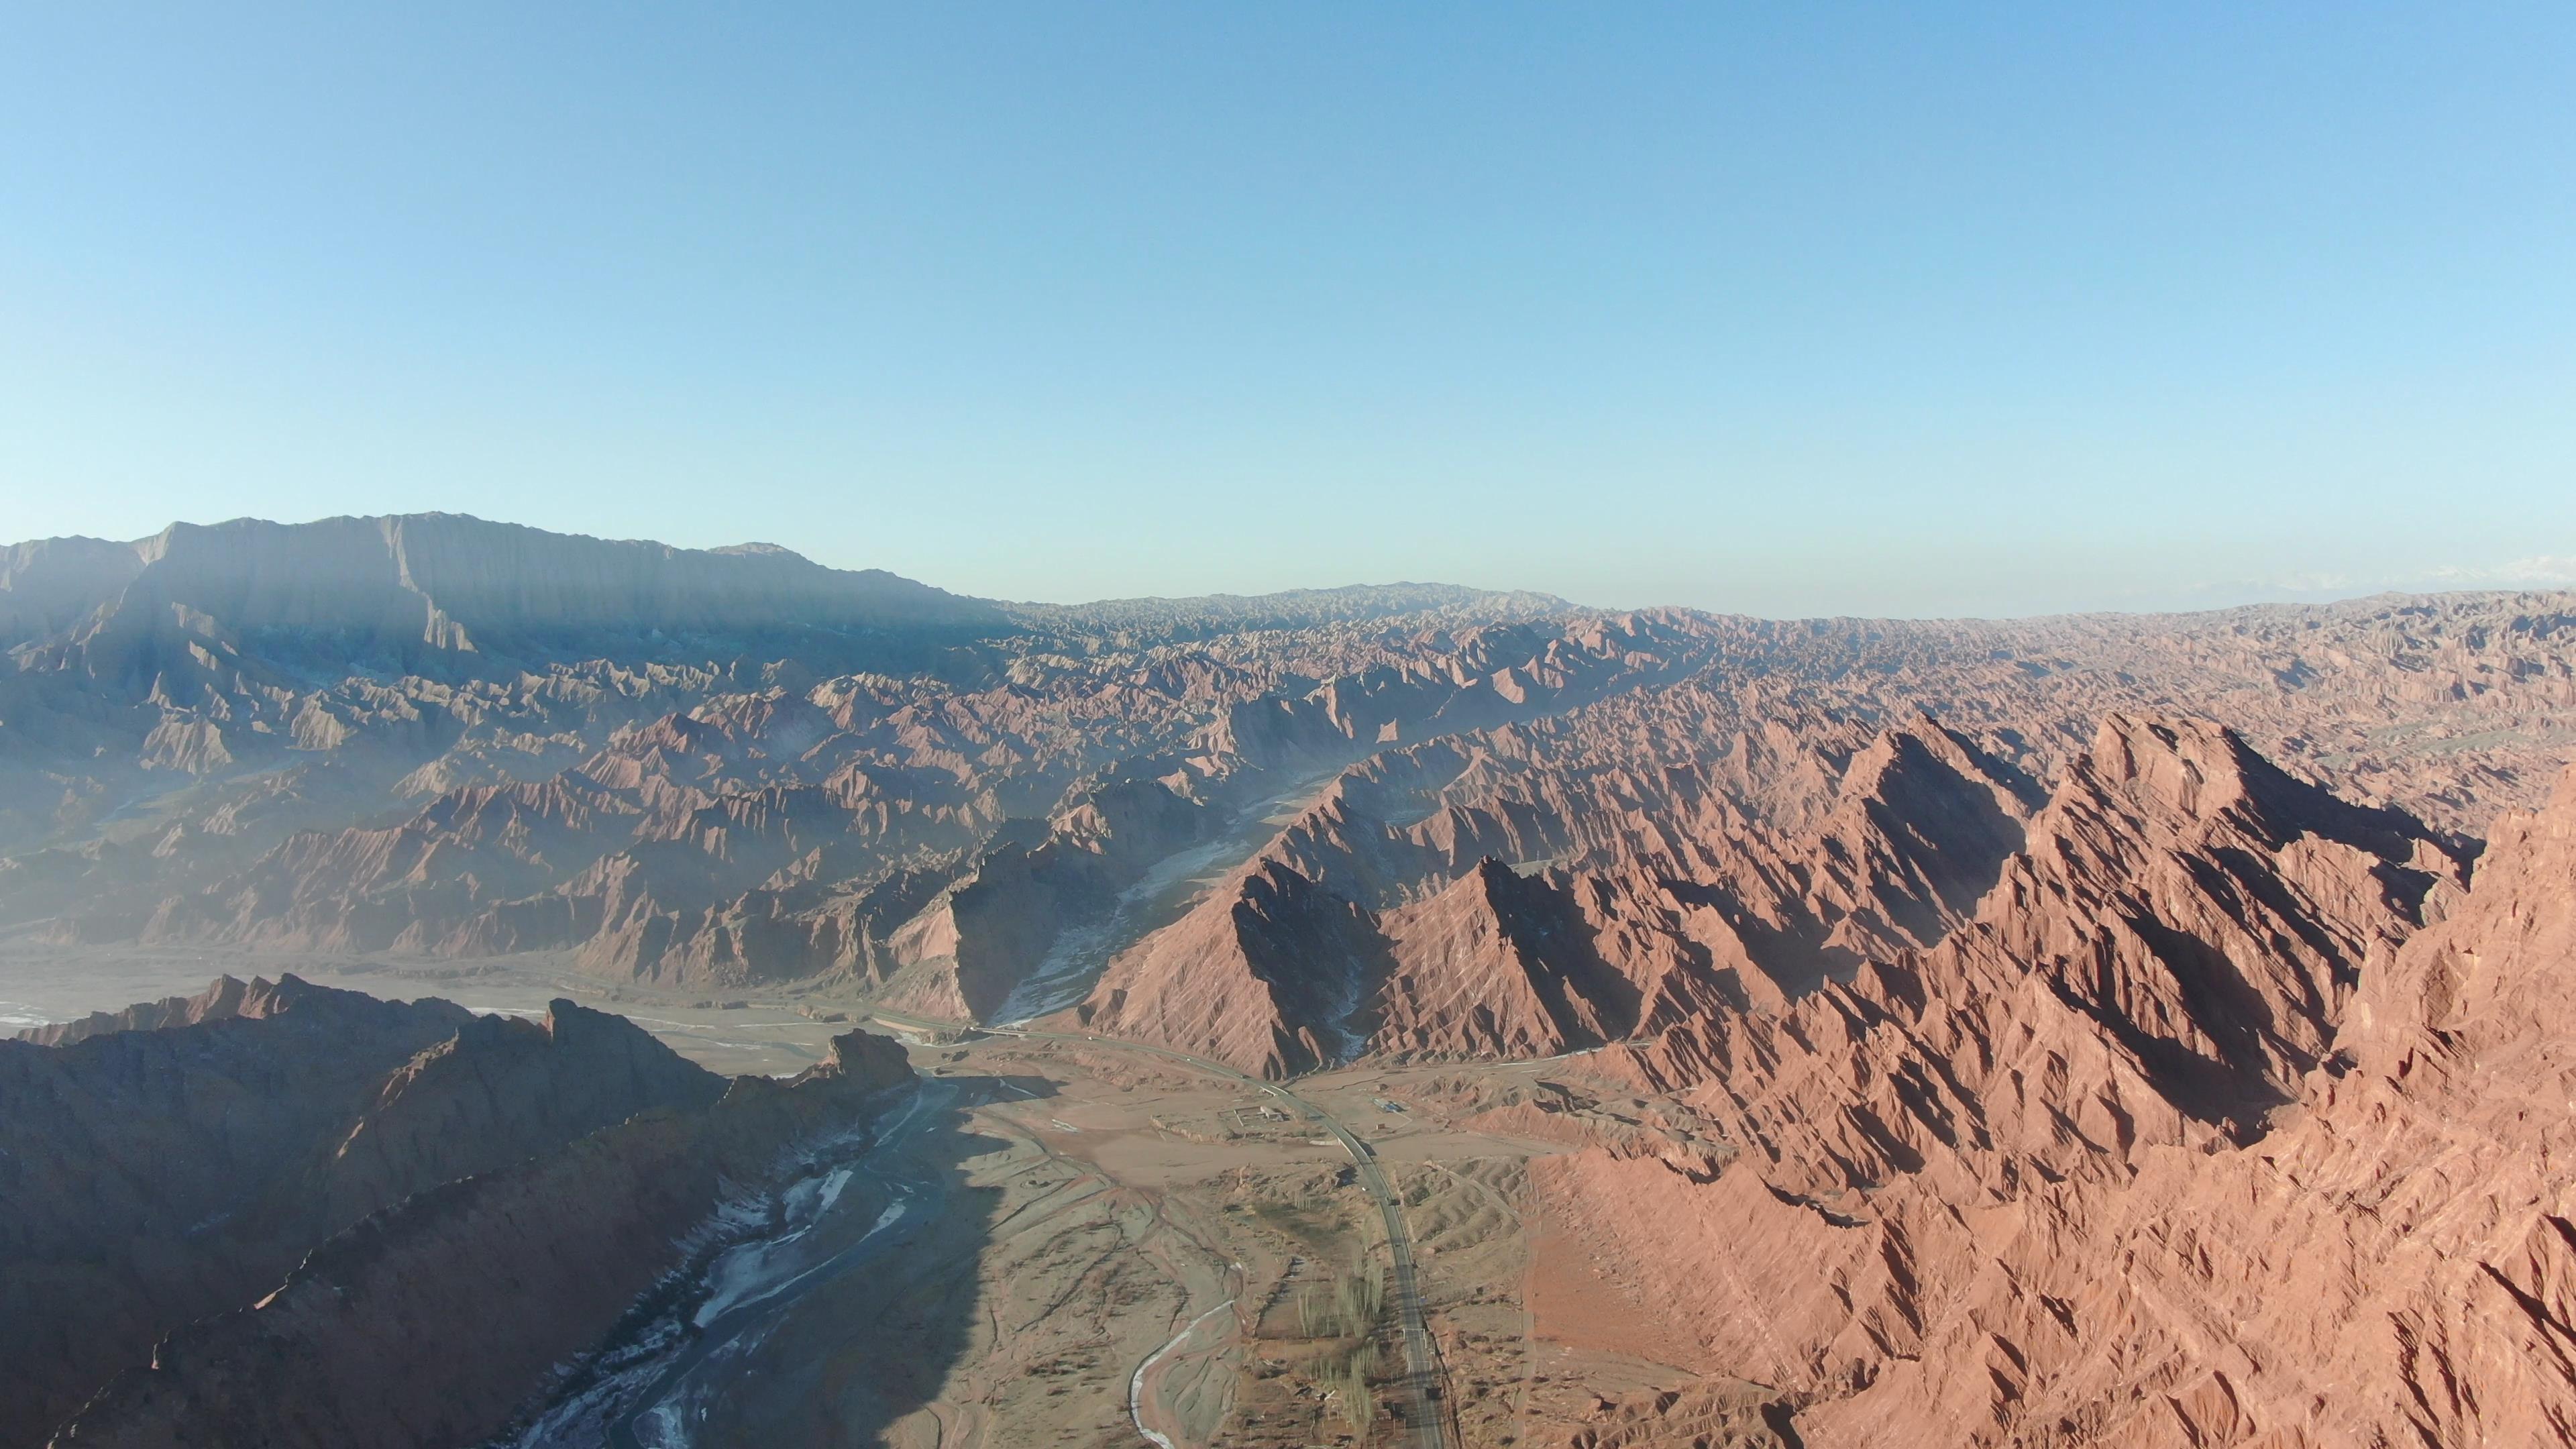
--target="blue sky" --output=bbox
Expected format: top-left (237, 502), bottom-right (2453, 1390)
top-left (2, 5), bottom-right (2570, 616)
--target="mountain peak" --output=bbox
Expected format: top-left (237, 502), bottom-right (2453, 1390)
top-left (2084, 712), bottom-right (2265, 821)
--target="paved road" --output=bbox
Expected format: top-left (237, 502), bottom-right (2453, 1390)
top-left (867, 1008), bottom-right (1454, 1449)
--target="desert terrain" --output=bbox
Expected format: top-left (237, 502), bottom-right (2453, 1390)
top-left (9, 517), bottom-right (2576, 1448)
top-left (500, 1018), bottom-right (1792, 1449)
top-left (8, 943), bottom-right (1793, 1448)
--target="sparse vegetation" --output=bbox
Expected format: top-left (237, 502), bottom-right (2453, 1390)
top-left (1323, 1340), bottom-right (1379, 1439)
top-left (1295, 1245), bottom-right (1386, 1340)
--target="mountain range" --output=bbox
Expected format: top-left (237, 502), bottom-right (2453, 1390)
top-left (5, 513), bottom-right (2575, 1447)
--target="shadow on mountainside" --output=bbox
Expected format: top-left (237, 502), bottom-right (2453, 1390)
top-left (672, 1083), bottom-right (1015, 1446)
top-left (500, 1075), bottom-right (1014, 1449)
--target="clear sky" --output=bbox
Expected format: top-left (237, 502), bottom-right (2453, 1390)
top-left (3, 5), bottom-right (2570, 616)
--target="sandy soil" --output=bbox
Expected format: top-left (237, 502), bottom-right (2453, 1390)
top-left (666, 1035), bottom-right (1794, 1448)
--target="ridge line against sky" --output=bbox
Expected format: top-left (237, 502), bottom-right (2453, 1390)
top-left (10, 511), bottom-right (2572, 622)
top-left (3, 4), bottom-right (2571, 616)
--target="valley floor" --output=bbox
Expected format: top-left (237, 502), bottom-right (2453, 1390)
top-left (777, 1028), bottom-right (1790, 1448)
top-left (0, 943), bottom-right (1792, 1448)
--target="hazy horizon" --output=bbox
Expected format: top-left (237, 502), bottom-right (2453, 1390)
top-left (5, 5), bottom-right (2571, 616)
top-left (11, 506), bottom-right (2571, 623)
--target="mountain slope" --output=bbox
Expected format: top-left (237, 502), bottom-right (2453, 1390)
top-left (1807, 761), bottom-right (2576, 1446)
top-left (1518, 719), bottom-right (2486, 1444)
top-left (48, 1028), bottom-right (913, 1449)
top-left (0, 979), bottom-right (727, 1449)
top-left (1071, 707), bottom-right (2054, 1074)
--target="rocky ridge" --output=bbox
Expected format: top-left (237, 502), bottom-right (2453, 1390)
top-left (1071, 706), bottom-right (2058, 1075)
top-left (1, 974), bottom-right (911, 1449)
top-left (48, 1027), bottom-right (912, 1449)
top-left (5, 520), bottom-right (2571, 1042)
top-left (1508, 722), bottom-right (2546, 1447)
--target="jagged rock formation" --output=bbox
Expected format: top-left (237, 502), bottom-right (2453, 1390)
top-left (0, 969), bottom-right (885, 1444)
top-left (1072, 708), bottom-right (2055, 1075)
top-left (1510, 720), bottom-right (2562, 1447)
top-left (6, 518), bottom-right (2573, 1033)
top-left (1077, 858), bottom-right (1389, 1076)
top-left (8, 518), bottom-right (2576, 1447)
top-left (1371, 859), bottom-right (1642, 1059)
top-left (48, 1028), bottom-right (912, 1449)
top-left (2, 978), bottom-right (478, 1448)
top-left (1791, 759), bottom-right (2576, 1446)
top-left (17, 971), bottom-right (333, 1046)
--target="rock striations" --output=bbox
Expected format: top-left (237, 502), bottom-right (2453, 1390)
top-left (1071, 708), bottom-right (2056, 1075)
top-left (1510, 720), bottom-right (2557, 1448)
top-left (1786, 759), bottom-right (2576, 1446)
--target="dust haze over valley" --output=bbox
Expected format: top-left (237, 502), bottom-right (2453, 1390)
top-left (5, 511), bottom-right (2576, 1448)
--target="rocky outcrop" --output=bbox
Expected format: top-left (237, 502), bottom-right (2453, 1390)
top-left (313, 1002), bottom-right (728, 1227)
top-left (0, 980), bottom-right (473, 1448)
top-left (1197, 614), bottom-right (1701, 771)
top-left (1077, 859), bottom-right (1389, 1077)
top-left (48, 1028), bottom-right (914, 1449)
top-left (1789, 760), bottom-right (2576, 1447)
top-left (1521, 720), bottom-right (2504, 1445)
top-left (1960, 713), bottom-right (2462, 1124)
top-left (1370, 859), bottom-right (1640, 1058)
top-left (17, 972), bottom-right (331, 1046)
top-left (0, 981), bottom-right (727, 1449)
top-left (1071, 707), bottom-right (2049, 1073)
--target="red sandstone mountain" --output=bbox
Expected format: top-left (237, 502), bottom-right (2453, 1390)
top-left (1073, 707), bottom-right (2055, 1075)
top-left (1515, 719), bottom-right (2520, 1446)
top-left (7, 519), bottom-right (2571, 1030)
top-left (1795, 759), bottom-right (2576, 1446)
top-left (1074, 857), bottom-right (1387, 1076)
top-left (1070, 706), bottom-right (2575, 1445)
